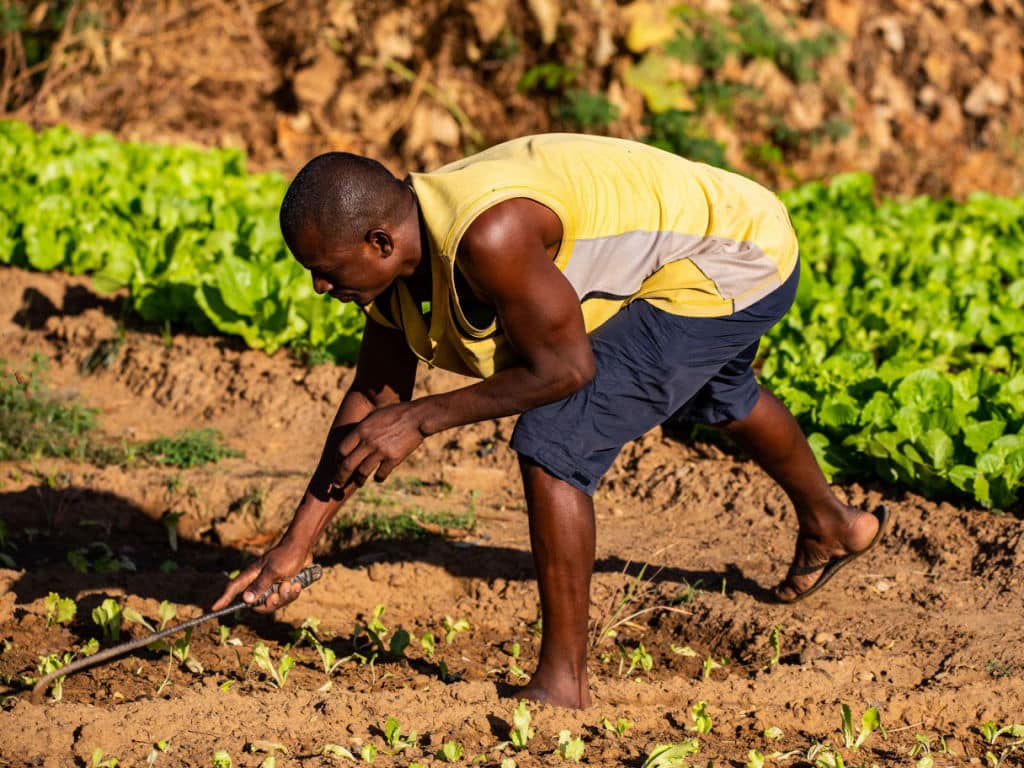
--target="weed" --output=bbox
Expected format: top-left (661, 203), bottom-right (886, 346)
top-left (91, 598), bottom-right (122, 643)
top-left (250, 642), bottom-right (295, 688)
top-left (44, 592), bottom-right (77, 626)
top-left (335, 507), bottom-right (475, 542)
top-left (641, 740), bottom-right (699, 768)
top-left (592, 559), bottom-right (691, 647)
top-left (81, 327), bottom-right (125, 374)
top-left (518, 62), bottom-right (579, 93)
top-left (556, 731), bottom-right (585, 761)
top-left (985, 658), bottom-right (1013, 678)
top-left (0, 356), bottom-right (97, 461)
top-left (138, 428), bottom-right (242, 468)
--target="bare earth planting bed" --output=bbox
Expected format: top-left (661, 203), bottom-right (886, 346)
top-left (1, 267), bottom-right (1022, 767)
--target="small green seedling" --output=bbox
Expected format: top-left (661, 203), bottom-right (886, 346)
top-left (438, 741), bottom-right (463, 762)
top-left (356, 605), bottom-right (410, 658)
top-left (768, 625), bottom-right (782, 666)
top-left (442, 616), bottom-right (471, 644)
top-left (556, 731), bottom-right (585, 762)
top-left (146, 739), bottom-right (170, 765)
top-left (746, 749), bottom-right (766, 768)
top-left (840, 704), bottom-right (881, 749)
top-left (689, 700), bottom-right (712, 734)
top-left (251, 643), bottom-right (295, 688)
top-left (420, 631), bottom-right (436, 658)
top-left (79, 637), bottom-right (100, 656)
top-left (162, 511), bottom-right (185, 552)
top-left (601, 716), bottom-right (633, 737)
top-left (318, 744), bottom-right (356, 760)
top-left (211, 749), bottom-right (232, 768)
top-left (641, 739), bottom-right (699, 768)
top-left (123, 606), bottom-right (155, 632)
top-left (360, 743), bottom-right (377, 763)
top-left (92, 598), bottom-right (123, 643)
top-left (624, 642), bottom-right (653, 677)
top-left (383, 716), bottom-right (417, 753)
top-left (37, 652), bottom-right (73, 700)
top-left (981, 722), bottom-right (1024, 745)
top-left (510, 699), bottom-right (534, 750)
top-left (763, 726), bottom-right (784, 740)
top-left (44, 592), bottom-right (77, 626)
top-left (909, 735), bottom-right (934, 768)
top-left (91, 748), bottom-right (120, 768)
top-left (702, 655), bottom-right (723, 680)
top-left (809, 743), bottom-right (845, 768)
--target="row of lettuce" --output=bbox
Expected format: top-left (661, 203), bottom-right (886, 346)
top-left (1, 121), bottom-right (1022, 509)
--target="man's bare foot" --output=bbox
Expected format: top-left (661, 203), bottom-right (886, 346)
top-left (774, 505), bottom-right (890, 603)
top-left (517, 670), bottom-right (592, 709)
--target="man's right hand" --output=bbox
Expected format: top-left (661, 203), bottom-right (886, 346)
top-left (212, 540), bottom-right (312, 614)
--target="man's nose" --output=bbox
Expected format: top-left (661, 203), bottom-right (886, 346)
top-left (312, 275), bottom-right (331, 294)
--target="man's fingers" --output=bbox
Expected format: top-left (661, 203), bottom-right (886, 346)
top-left (212, 564), bottom-right (261, 610)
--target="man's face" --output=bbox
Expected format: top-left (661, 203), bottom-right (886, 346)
top-left (293, 226), bottom-right (401, 306)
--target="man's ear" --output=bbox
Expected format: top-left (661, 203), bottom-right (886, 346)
top-left (368, 228), bottom-right (394, 257)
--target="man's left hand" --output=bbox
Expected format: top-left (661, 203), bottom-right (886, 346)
top-left (335, 401), bottom-right (427, 486)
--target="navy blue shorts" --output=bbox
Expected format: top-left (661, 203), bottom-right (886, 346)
top-left (510, 260), bottom-right (799, 495)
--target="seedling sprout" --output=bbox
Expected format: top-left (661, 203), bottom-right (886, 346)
top-left (43, 592), bottom-right (76, 626)
top-left (251, 642), bottom-right (295, 688)
top-left (641, 739), bottom-right (699, 768)
top-left (438, 741), bottom-right (463, 762)
top-left (91, 598), bottom-right (123, 643)
top-left (510, 699), bottom-right (534, 750)
top-left (556, 730), bottom-right (585, 761)
top-left (690, 700), bottom-right (712, 734)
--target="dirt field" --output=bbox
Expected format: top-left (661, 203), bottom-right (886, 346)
top-left (1, 266), bottom-right (1023, 767)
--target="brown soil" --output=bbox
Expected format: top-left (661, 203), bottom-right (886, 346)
top-left (2, 268), bottom-right (1023, 767)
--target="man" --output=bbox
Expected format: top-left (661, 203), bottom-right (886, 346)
top-left (213, 134), bottom-right (887, 709)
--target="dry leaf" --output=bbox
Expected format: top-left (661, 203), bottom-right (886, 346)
top-left (526, 0), bottom-right (561, 45)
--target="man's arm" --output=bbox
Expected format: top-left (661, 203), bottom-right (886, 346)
top-left (211, 317), bottom-right (417, 611)
top-left (334, 197), bottom-right (595, 482)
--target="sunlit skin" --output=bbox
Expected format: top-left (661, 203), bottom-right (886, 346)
top-left (213, 182), bottom-right (882, 709)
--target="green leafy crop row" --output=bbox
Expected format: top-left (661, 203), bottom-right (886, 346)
top-left (768, 174), bottom-right (1024, 509)
top-left (0, 122), bottom-right (1021, 508)
top-left (0, 120), bottom-right (363, 362)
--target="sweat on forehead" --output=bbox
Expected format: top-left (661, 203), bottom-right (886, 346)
top-left (279, 151), bottom-right (409, 254)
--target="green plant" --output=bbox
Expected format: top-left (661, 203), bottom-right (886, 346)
top-left (37, 651), bottom-right (73, 700)
top-left (690, 700), bottom-right (712, 734)
top-left (621, 642), bottom-right (653, 677)
top-left (437, 741), bottom-right (463, 762)
top-left (556, 730), bottom-right (585, 761)
top-left (556, 90), bottom-right (619, 129)
top-left (420, 631), bottom-right (436, 658)
top-left (211, 750), bottom-right (232, 768)
top-left (768, 624), bottom-right (782, 666)
top-left (44, 592), bottom-right (77, 626)
top-left (138, 429), bottom-right (242, 468)
top-left (641, 740), bottom-right (700, 768)
top-left (335, 507), bottom-right (476, 543)
top-left (91, 748), bottom-right (120, 768)
top-left (251, 642), bottom-right (295, 688)
top-left (383, 716), bottom-right (417, 753)
top-left (91, 598), bottom-right (123, 643)
top-left (601, 716), bottom-right (633, 737)
top-left (840, 704), bottom-right (880, 749)
top-left (360, 743), bottom-right (377, 763)
top-left (162, 511), bottom-right (185, 552)
top-left (510, 700), bottom-right (534, 750)
top-left (354, 605), bottom-right (411, 660)
top-left (442, 616), bottom-right (470, 644)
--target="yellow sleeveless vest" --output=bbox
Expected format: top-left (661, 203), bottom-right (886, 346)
top-left (366, 134), bottom-right (798, 379)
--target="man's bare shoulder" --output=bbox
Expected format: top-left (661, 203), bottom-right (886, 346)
top-left (459, 198), bottom-right (563, 263)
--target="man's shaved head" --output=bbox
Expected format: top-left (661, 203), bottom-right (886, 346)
top-left (279, 152), bottom-right (411, 258)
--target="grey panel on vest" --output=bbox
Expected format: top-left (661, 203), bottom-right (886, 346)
top-left (562, 230), bottom-right (781, 310)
